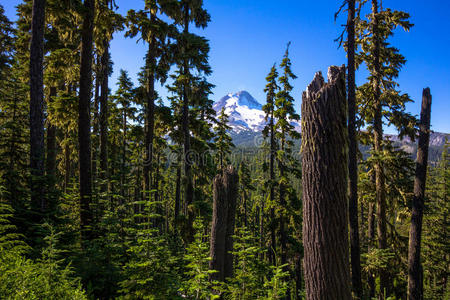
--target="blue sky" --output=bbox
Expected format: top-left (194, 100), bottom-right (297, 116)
top-left (3, 0), bottom-right (449, 133)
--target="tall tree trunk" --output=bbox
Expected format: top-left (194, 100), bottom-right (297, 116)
top-left (347, 0), bottom-right (362, 297)
top-left (182, 4), bottom-right (194, 242)
top-left (174, 162), bottom-right (181, 228)
top-left (269, 110), bottom-right (276, 265)
top-left (121, 104), bottom-right (127, 200)
top-left (371, 1), bottom-right (388, 297)
top-left (279, 138), bottom-right (289, 299)
top-left (408, 88), bottom-right (432, 300)
top-left (64, 136), bottom-right (71, 192)
top-left (46, 87), bottom-right (57, 195)
top-left (92, 55), bottom-right (101, 186)
top-left (301, 66), bottom-right (351, 300)
top-left (30, 0), bottom-right (46, 213)
top-left (209, 166), bottom-right (238, 282)
top-left (368, 200), bottom-right (376, 298)
top-left (78, 0), bottom-right (95, 242)
top-left (99, 42), bottom-right (109, 185)
top-left (143, 15), bottom-right (156, 201)
top-left (294, 253), bottom-right (302, 300)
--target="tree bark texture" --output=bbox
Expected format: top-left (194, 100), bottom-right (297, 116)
top-left (347, 0), bottom-right (362, 298)
top-left (46, 87), bottom-right (57, 194)
top-left (408, 88), bottom-right (432, 300)
top-left (301, 66), bottom-right (351, 300)
top-left (99, 42), bottom-right (109, 184)
top-left (209, 166), bottom-right (238, 282)
top-left (30, 0), bottom-right (46, 213)
top-left (182, 4), bottom-right (195, 242)
top-left (78, 0), bottom-right (95, 241)
top-left (144, 14), bottom-right (156, 201)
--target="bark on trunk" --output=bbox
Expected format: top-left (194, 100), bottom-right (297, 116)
top-left (174, 162), bottom-right (181, 228)
top-left (143, 15), bottom-right (156, 202)
top-left (301, 66), bottom-right (351, 300)
top-left (209, 166), bottom-right (238, 283)
top-left (99, 42), bottom-right (109, 185)
top-left (408, 88), bottom-right (432, 300)
top-left (182, 4), bottom-right (195, 242)
top-left (368, 200), bottom-right (376, 298)
top-left (78, 0), bottom-right (95, 241)
top-left (347, 0), bottom-right (362, 298)
top-left (371, 1), bottom-right (388, 297)
top-left (30, 0), bottom-right (46, 213)
top-left (46, 87), bottom-right (57, 194)
top-left (92, 55), bottom-right (100, 185)
top-left (269, 109), bottom-right (276, 265)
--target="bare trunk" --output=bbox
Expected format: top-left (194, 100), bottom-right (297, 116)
top-left (408, 88), bottom-right (432, 300)
top-left (99, 42), bottom-right (109, 186)
top-left (269, 111), bottom-right (276, 265)
top-left (368, 200), bottom-right (376, 298)
top-left (46, 87), bottom-right (57, 194)
top-left (174, 162), bottom-right (181, 228)
top-left (301, 66), bottom-right (351, 300)
top-left (209, 166), bottom-right (238, 283)
top-left (92, 55), bottom-right (100, 185)
top-left (30, 0), bottom-right (46, 213)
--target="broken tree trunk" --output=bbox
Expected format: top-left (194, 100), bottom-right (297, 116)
top-left (408, 88), bottom-right (432, 300)
top-left (301, 66), bottom-right (351, 300)
top-left (210, 166), bottom-right (238, 283)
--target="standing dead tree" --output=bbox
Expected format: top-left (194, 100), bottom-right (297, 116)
top-left (209, 166), bottom-right (238, 283)
top-left (408, 88), bottom-right (432, 300)
top-left (301, 66), bottom-right (351, 300)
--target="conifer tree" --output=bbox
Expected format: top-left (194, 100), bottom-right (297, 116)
top-left (274, 43), bottom-right (300, 277)
top-left (29, 0), bottom-right (46, 214)
top-left (167, 0), bottom-right (212, 241)
top-left (125, 0), bottom-right (172, 202)
top-left (214, 107), bottom-right (234, 169)
top-left (336, 0), bottom-right (363, 296)
top-left (262, 64), bottom-right (279, 264)
top-left (356, 1), bottom-right (415, 296)
top-left (78, 0), bottom-right (95, 241)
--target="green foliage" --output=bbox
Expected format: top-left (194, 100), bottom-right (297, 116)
top-left (180, 217), bottom-right (219, 300)
top-left (214, 107), bottom-right (234, 169)
top-left (119, 198), bottom-right (182, 299)
top-left (422, 142), bottom-right (450, 299)
top-left (262, 263), bottom-right (290, 300)
top-left (0, 207), bottom-right (86, 300)
top-left (224, 227), bottom-right (269, 299)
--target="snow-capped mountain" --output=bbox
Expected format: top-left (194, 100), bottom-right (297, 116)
top-left (213, 91), bottom-right (301, 133)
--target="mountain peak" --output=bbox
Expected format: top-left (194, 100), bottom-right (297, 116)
top-left (213, 90), bottom-right (301, 133)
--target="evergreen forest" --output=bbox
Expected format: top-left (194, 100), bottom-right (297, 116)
top-left (0, 0), bottom-right (448, 299)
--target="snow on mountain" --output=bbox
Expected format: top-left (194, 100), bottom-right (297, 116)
top-left (213, 91), bottom-right (301, 133)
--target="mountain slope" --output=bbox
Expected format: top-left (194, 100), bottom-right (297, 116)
top-left (213, 90), bottom-right (301, 133)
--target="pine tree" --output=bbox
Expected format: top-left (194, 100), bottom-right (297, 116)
top-left (214, 107), bottom-right (234, 169)
top-left (125, 0), bottom-right (172, 202)
top-left (356, 1), bottom-right (416, 296)
top-left (262, 64), bottom-right (279, 265)
top-left (29, 0), bottom-right (46, 215)
top-left (422, 142), bottom-right (449, 299)
top-left (78, 0), bottom-right (95, 242)
top-left (166, 0), bottom-right (212, 241)
top-left (274, 43), bottom-right (300, 282)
